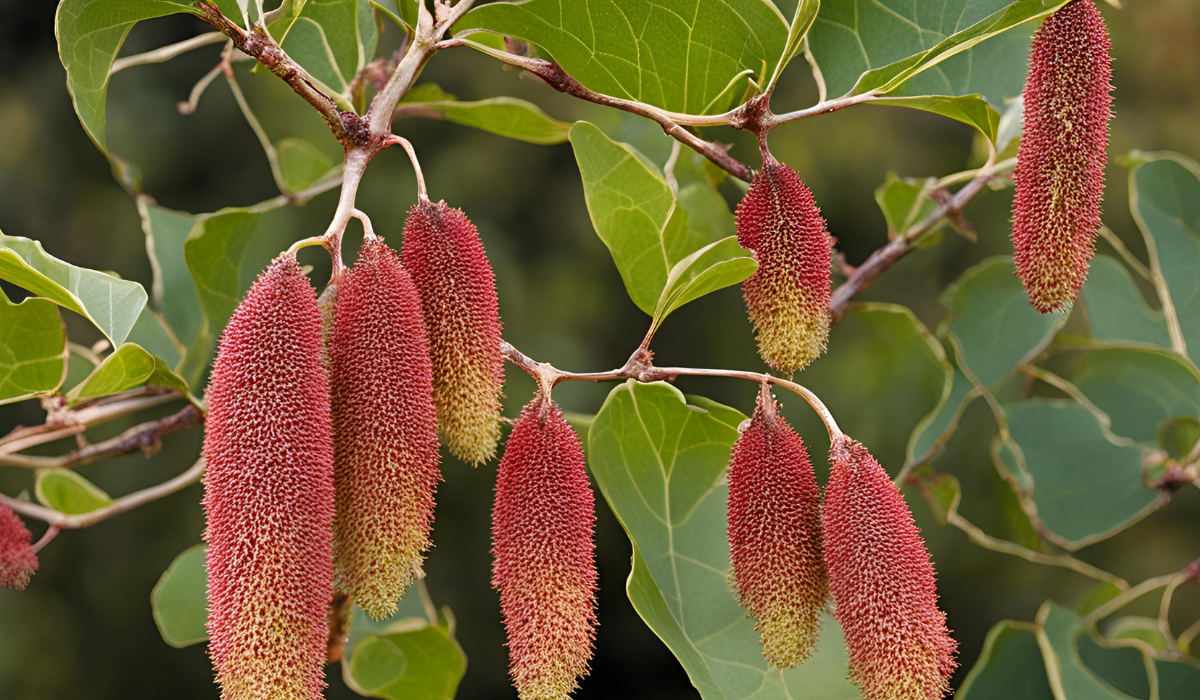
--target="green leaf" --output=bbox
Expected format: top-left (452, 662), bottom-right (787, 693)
top-left (767, 0), bottom-right (821, 89)
top-left (181, 208), bottom-right (265, 385)
top-left (54, 0), bottom-right (197, 158)
top-left (1080, 256), bottom-right (1171, 348)
top-left (151, 544), bottom-right (209, 648)
top-left (875, 174), bottom-right (939, 238)
top-left (651, 236), bottom-right (757, 329)
top-left (941, 257), bottom-right (1067, 388)
top-left (809, 0), bottom-right (1068, 100)
top-left (400, 95), bottom-right (572, 145)
top-left (958, 620), bottom-right (1053, 700)
top-left (140, 201), bottom-right (204, 351)
top-left (1063, 345), bottom-right (1200, 446)
top-left (0, 230), bottom-right (148, 347)
top-left (1102, 617), bottom-right (1170, 653)
top-left (916, 473), bottom-right (961, 526)
top-left (66, 344), bottom-right (188, 406)
top-left (1157, 659), bottom-right (1200, 700)
top-left (276, 0), bottom-right (379, 99)
top-left (1128, 152), bottom-right (1200, 363)
top-left (457, 0), bottom-right (789, 115)
top-left (589, 381), bottom-right (863, 699)
top-left (276, 137), bottom-right (335, 193)
top-left (344, 626), bottom-right (467, 700)
top-left (127, 308), bottom-right (184, 369)
top-left (34, 469), bottom-right (113, 515)
top-left (570, 122), bottom-right (733, 315)
top-left (906, 370), bottom-right (979, 467)
top-left (873, 94), bottom-right (1000, 142)
top-left (1036, 602), bottom-right (1142, 700)
top-left (0, 294), bottom-right (67, 405)
top-left (1004, 400), bottom-right (1163, 550)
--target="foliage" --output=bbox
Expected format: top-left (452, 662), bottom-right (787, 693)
top-left (1, 1), bottom-right (1197, 699)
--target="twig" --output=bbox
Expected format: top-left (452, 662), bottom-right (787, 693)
top-left (946, 511), bottom-right (1128, 588)
top-left (382, 135), bottom-right (429, 201)
top-left (831, 161), bottom-right (999, 317)
top-left (443, 41), bottom-right (752, 182)
top-left (766, 91), bottom-right (881, 127)
top-left (195, 1), bottom-right (357, 145)
top-left (0, 392), bottom-right (181, 456)
top-left (1098, 224), bottom-right (1152, 280)
top-left (177, 61), bottom-right (224, 115)
top-left (32, 525), bottom-right (60, 553)
top-left (1178, 618), bottom-right (1200, 653)
top-left (500, 342), bottom-right (844, 441)
top-left (0, 406), bottom-right (203, 470)
top-left (0, 458), bottom-right (206, 530)
top-left (223, 60), bottom-right (289, 195)
top-left (1083, 561), bottom-right (1200, 628)
top-left (110, 31), bottom-right (227, 74)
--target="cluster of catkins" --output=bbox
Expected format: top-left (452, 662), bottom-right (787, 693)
top-left (202, 199), bottom-right (596, 700)
top-left (0, 502), bottom-right (38, 590)
top-left (728, 388), bottom-right (957, 700)
top-left (1012, 0), bottom-right (1113, 313)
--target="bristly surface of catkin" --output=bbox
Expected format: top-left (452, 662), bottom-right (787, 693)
top-left (331, 238), bottom-right (440, 620)
top-left (1012, 0), bottom-right (1112, 313)
top-left (0, 503), bottom-right (38, 590)
top-left (736, 152), bottom-right (833, 374)
top-left (727, 391), bottom-right (827, 668)
top-left (401, 200), bottom-right (504, 466)
top-left (202, 254), bottom-right (335, 700)
top-left (823, 437), bottom-right (957, 700)
top-left (492, 394), bottom-right (597, 700)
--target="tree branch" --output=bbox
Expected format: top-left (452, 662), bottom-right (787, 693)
top-left (0, 458), bottom-right (206, 530)
top-left (0, 392), bottom-right (182, 457)
top-left (831, 163), bottom-right (1000, 318)
top-left (0, 406), bottom-right (203, 470)
top-left (194, 1), bottom-right (358, 145)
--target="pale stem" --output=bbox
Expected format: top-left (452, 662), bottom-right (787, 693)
top-left (946, 511), bottom-right (1128, 588)
top-left (224, 64), bottom-right (289, 196)
top-left (1178, 618), bottom-right (1200, 652)
top-left (110, 31), bottom-right (227, 74)
top-left (32, 525), bottom-right (60, 553)
top-left (802, 37), bottom-right (827, 103)
top-left (1098, 224), bottom-right (1153, 280)
top-left (767, 91), bottom-right (881, 127)
top-left (383, 135), bottom-right (429, 202)
top-left (1082, 570), bottom-right (1193, 629)
top-left (0, 392), bottom-right (181, 456)
top-left (0, 458), bottom-right (206, 530)
top-left (177, 62), bottom-right (225, 115)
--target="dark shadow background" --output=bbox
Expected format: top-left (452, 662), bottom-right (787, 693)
top-left (1, 1), bottom-right (1199, 698)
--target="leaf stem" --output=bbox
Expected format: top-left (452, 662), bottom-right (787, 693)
top-left (110, 31), bottom-right (227, 74)
top-left (0, 458), bottom-right (206, 530)
top-left (382, 135), bottom-right (429, 202)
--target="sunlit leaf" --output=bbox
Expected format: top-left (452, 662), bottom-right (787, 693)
top-left (35, 469), bottom-right (113, 515)
top-left (66, 343), bottom-right (189, 406)
top-left (0, 294), bottom-right (67, 405)
top-left (873, 94), bottom-right (1000, 141)
top-left (0, 230), bottom-right (148, 346)
top-left (399, 94), bottom-right (572, 145)
top-left (651, 236), bottom-right (757, 329)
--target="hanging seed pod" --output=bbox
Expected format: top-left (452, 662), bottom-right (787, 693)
top-left (1012, 0), bottom-right (1113, 313)
top-left (0, 503), bottom-right (37, 590)
top-left (203, 254), bottom-right (335, 700)
top-left (735, 152), bottom-right (833, 374)
top-left (823, 437), bottom-right (957, 700)
top-left (727, 387), bottom-right (827, 668)
top-left (401, 200), bottom-right (505, 466)
top-left (330, 238), bottom-right (440, 620)
top-left (492, 393), bottom-right (597, 700)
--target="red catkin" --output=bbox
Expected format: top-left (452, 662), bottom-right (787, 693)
top-left (0, 503), bottom-right (37, 590)
top-left (202, 254), bottom-right (335, 700)
top-left (736, 152), bottom-right (833, 374)
top-left (1012, 0), bottom-right (1112, 313)
top-left (492, 394), bottom-right (597, 700)
top-left (823, 437), bottom-right (957, 700)
top-left (331, 238), bottom-right (441, 620)
top-left (727, 389), bottom-right (827, 668)
top-left (401, 200), bottom-right (505, 466)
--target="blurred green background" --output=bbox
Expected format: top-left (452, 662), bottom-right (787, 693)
top-left (2, 1), bottom-right (1199, 698)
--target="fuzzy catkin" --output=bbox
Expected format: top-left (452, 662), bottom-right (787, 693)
top-left (727, 393), bottom-right (827, 668)
top-left (330, 238), bottom-right (441, 620)
top-left (492, 395), bottom-right (597, 700)
top-left (401, 200), bottom-right (505, 466)
top-left (735, 153), bottom-right (833, 374)
top-left (202, 254), bottom-right (335, 700)
top-left (1012, 0), bottom-right (1112, 313)
top-left (823, 437), bottom-right (957, 700)
top-left (0, 503), bottom-right (37, 590)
